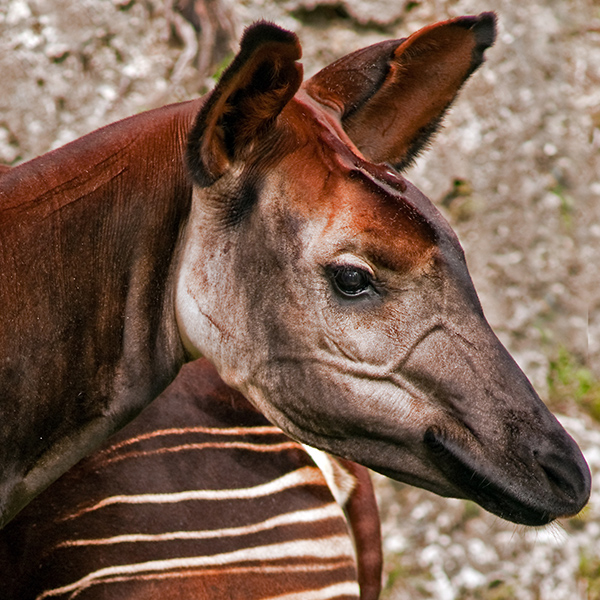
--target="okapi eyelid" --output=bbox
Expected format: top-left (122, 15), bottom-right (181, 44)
top-left (326, 253), bottom-right (376, 276)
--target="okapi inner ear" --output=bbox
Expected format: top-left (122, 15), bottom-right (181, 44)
top-left (187, 22), bottom-right (303, 185)
top-left (304, 13), bottom-right (497, 171)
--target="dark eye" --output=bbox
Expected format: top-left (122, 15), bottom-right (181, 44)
top-left (331, 266), bottom-right (372, 298)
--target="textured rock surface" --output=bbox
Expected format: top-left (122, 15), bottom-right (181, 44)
top-left (1, 0), bottom-right (599, 597)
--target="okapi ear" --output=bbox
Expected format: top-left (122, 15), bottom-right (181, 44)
top-left (304, 13), bottom-right (496, 170)
top-left (187, 22), bottom-right (303, 185)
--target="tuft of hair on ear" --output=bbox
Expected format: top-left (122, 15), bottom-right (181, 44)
top-left (392, 112), bottom-right (445, 173)
top-left (186, 21), bottom-right (303, 187)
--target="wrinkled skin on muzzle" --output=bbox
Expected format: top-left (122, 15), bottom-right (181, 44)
top-left (176, 16), bottom-right (591, 527)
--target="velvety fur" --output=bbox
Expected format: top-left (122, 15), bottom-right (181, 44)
top-left (0, 15), bottom-right (590, 534)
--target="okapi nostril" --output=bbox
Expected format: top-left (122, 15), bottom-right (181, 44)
top-left (538, 457), bottom-right (587, 507)
top-left (424, 427), bottom-right (446, 455)
top-left (541, 464), bottom-right (573, 496)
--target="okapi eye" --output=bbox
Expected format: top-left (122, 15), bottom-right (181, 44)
top-left (331, 266), bottom-right (372, 298)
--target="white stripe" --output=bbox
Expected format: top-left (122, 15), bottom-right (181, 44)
top-left (101, 440), bottom-right (301, 467)
top-left (36, 535), bottom-right (356, 599)
top-left (57, 504), bottom-right (342, 548)
top-left (264, 582), bottom-right (360, 600)
top-left (301, 445), bottom-right (355, 507)
top-left (34, 563), bottom-right (358, 599)
top-left (63, 466), bottom-right (325, 520)
top-left (100, 425), bottom-right (283, 455)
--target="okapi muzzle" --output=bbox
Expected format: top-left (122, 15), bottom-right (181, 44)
top-left (177, 14), bottom-right (590, 526)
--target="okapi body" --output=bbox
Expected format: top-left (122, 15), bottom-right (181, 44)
top-left (0, 359), bottom-right (381, 600)
top-left (0, 14), bottom-right (590, 529)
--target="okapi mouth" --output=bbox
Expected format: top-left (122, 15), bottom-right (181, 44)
top-left (423, 426), bottom-right (589, 527)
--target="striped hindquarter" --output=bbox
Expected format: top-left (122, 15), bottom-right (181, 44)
top-left (0, 360), bottom-right (381, 600)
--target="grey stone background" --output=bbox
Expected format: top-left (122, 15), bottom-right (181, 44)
top-left (1, 0), bottom-right (599, 598)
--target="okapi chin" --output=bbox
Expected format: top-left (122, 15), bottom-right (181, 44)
top-left (0, 13), bottom-right (590, 528)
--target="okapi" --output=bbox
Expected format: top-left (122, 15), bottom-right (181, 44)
top-left (0, 13), bottom-right (590, 531)
top-left (0, 359), bottom-right (382, 600)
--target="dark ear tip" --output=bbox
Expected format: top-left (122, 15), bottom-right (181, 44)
top-left (451, 12), bottom-right (498, 49)
top-left (473, 12), bottom-right (498, 49)
top-left (240, 21), bottom-right (302, 59)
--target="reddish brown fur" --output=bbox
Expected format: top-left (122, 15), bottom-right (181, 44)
top-left (339, 459), bottom-right (383, 600)
top-left (190, 24), bottom-right (303, 184)
top-left (258, 104), bottom-right (438, 274)
top-left (0, 100), bottom-right (201, 526)
top-left (305, 14), bottom-right (496, 169)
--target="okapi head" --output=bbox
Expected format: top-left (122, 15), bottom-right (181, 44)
top-left (177, 14), bottom-right (591, 526)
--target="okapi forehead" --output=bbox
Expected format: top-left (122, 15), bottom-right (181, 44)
top-left (277, 99), bottom-right (455, 272)
top-left (324, 166), bottom-right (440, 273)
